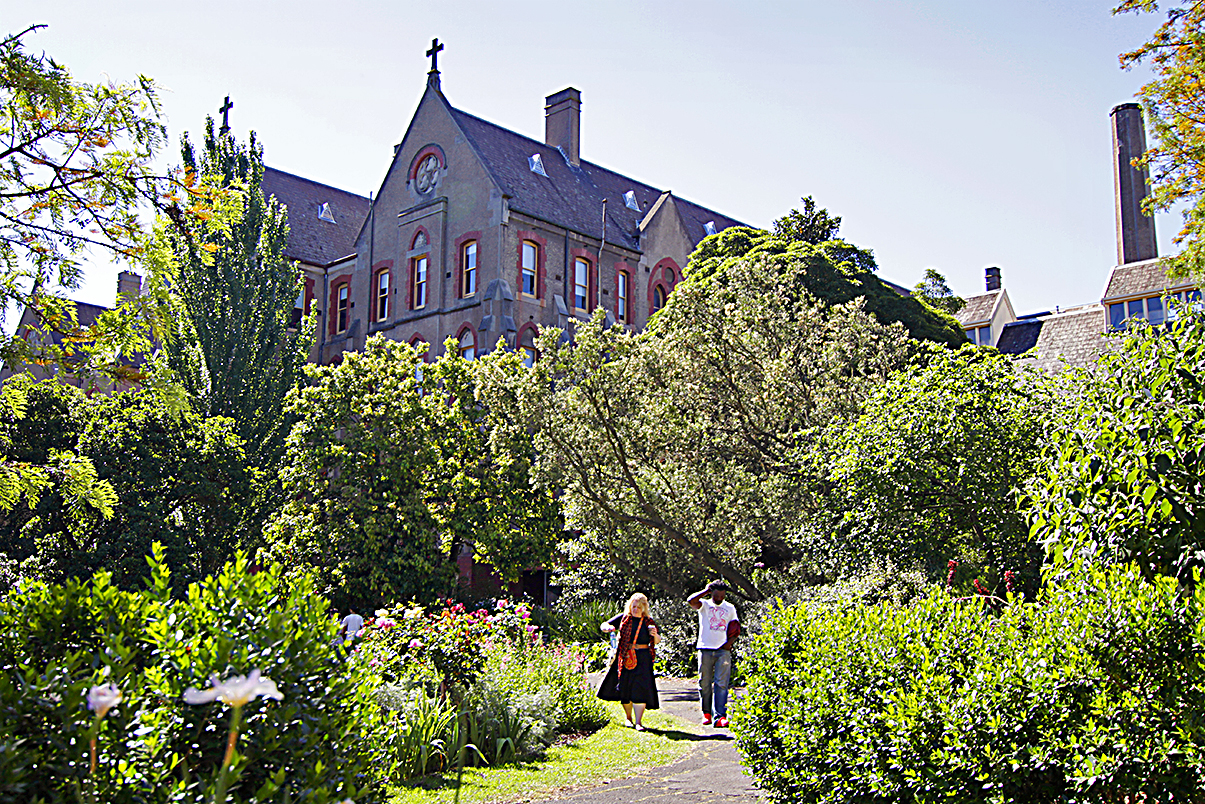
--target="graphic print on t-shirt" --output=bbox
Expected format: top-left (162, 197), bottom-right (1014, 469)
top-left (709, 608), bottom-right (728, 632)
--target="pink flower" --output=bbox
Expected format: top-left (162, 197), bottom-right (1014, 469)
top-left (409, 638), bottom-right (422, 650)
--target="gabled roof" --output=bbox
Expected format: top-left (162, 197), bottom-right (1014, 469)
top-left (1102, 258), bottom-right (1195, 301)
top-left (446, 104), bottom-right (749, 252)
top-left (262, 168), bottom-right (371, 266)
top-left (956, 290), bottom-right (1001, 326)
top-left (996, 306), bottom-right (1107, 373)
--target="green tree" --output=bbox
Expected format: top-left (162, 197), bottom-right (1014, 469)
top-left (771, 195), bottom-right (842, 244)
top-left (1116, 0), bottom-right (1205, 279)
top-left (487, 249), bottom-right (920, 602)
top-left (832, 347), bottom-right (1049, 592)
top-left (267, 337), bottom-right (562, 610)
top-left (1, 386), bottom-right (249, 588)
top-left (1030, 306), bottom-right (1205, 587)
top-left (912, 267), bottom-right (966, 315)
top-left (158, 119), bottom-right (310, 472)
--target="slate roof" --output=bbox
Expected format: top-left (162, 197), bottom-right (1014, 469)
top-left (262, 168), bottom-right (370, 266)
top-left (956, 290), bottom-right (1000, 326)
top-left (447, 105), bottom-right (749, 252)
top-left (996, 306), bottom-right (1107, 373)
top-left (1101, 258), bottom-right (1199, 300)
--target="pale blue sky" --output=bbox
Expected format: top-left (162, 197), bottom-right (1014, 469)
top-left (8, 0), bottom-right (1174, 315)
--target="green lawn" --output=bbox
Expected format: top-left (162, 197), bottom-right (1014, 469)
top-left (388, 703), bottom-right (706, 804)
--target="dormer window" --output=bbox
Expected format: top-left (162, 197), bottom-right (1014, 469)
top-left (624, 191), bottom-right (640, 211)
top-left (318, 202), bottom-right (336, 223)
top-left (528, 153), bottom-right (548, 177)
top-left (703, 221), bottom-right (717, 236)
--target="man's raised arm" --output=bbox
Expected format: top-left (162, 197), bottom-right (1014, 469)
top-left (687, 585), bottom-right (711, 611)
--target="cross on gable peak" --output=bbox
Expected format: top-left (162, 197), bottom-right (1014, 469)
top-left (218, 95), bottom-right (234, 135)
top-left (426, 38), bottom-right (444, 73)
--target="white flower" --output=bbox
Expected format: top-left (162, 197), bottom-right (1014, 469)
top-left (183, 670), bottom-right (283, 708)
top-left (375, 608), bottom-right (390, 618)
top-left (87, 683), bottom-right (122, 718)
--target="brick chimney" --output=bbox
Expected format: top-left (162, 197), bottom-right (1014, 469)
top-left (1111, 103), bottom-right (1158, 265)
top-left (545, 88), bottom-right (581, 166)
top-left (116, 270), bottom-right (143, 303)
top-left (985, 266), bottom-right (1001, 291)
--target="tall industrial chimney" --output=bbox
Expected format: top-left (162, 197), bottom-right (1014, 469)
top-left (1111, 103), bottom-right (1158, 265)
top-left (545, 88), bottom-right (581, 166)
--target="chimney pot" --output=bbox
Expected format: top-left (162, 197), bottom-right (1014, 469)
top-left (985, 266), bottom-right (1001, 292)
top-left (545, 87), bottom-right (581, 167)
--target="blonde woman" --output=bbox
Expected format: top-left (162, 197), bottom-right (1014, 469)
top-left (596, 593), bottom-right (661, 730)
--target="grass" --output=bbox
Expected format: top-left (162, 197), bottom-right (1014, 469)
top-left (388, 702), bottom-right (708, 804)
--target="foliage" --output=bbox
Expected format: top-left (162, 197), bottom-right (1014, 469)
top-left (646, 597), bottom-right (701, 678)
top-left (267, 336), bottom-right (562, 611)
top-left (0, 546), bottom-right (381, 803)
top-left (832, 347), bottom-right (1050, 592)
top-left (911, 267), bottom-right (965, 315)
top-left (1030, 306), bottom-right (1205, 585)
top-left (538, 598), bottom-right (622, 644)
top-left (479, 249), bottom-right (918, 601)
top-left (158, 118), bottom-right (311, 474)
top-left (1116, 0), bottom-right (1205, 279)
top-left (1, 385), bottom-right (250, 589)
top-left (771, 195), bottom-right (842, 244)
top-left (683, 225), bottom-right (968, 347)
top-left (733, 564), bottom-right (1205, 804)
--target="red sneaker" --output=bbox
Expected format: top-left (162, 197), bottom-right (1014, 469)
top-left (714, 717), bottom-right (729, 728)
top-left (701, 713), bottom-right (712, 725)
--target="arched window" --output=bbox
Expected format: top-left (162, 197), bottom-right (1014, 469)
top-left (335, 283), bottom-right (349, 332)
top-left (458, 329), bottom-right (477, 360)
top-left (375, 268), bottom-right (390, 322)
top-left (652, 284), bottom-right (667, 313)
top-left (521, 241), bottom-right (538, 296)
top-left (617, 270), bottom-right (630, 323)
top-left (519, 327), bottom-right (538, 368)
top-left (573, 257), bottom-right (590, 311)
top-left (462, 241), bottom-right (477, 297)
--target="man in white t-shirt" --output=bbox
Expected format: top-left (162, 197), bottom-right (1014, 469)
top-left (339, 608), bottom-right (364, 649)
top-left (687, 580), bottom-right (740, 728)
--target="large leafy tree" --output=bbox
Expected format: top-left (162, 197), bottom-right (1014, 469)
top-left (0, 384), bottom-right (249, 588)
top-left (487, 243), bottom-right (924, 602)
top-left (158, 119), bottom-right (310, 472)
top-left (266, 337), bottom-right (562, 610)
top-left (1117, 0), bottom-right (1205, 278)
top-left (912, 267), bottom-right (966, 316)
top-left (832, 347), bottom-right (1050, 592)
top-left (772, 196), bottom-right (843, 244)
top-left (1030, 306), bottom-right (1205, 587)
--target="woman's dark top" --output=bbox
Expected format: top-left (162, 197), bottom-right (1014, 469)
top-left (606, 613), bottom-right (652, 647)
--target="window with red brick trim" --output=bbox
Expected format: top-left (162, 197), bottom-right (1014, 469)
top-left (462, 240), bottom-right (478, 297)
top-left (374, 268), bottom-right (390, 322)
top-left (652, 284), bottom-right (667, 313)
top-left (335, 283), bottom-right (350, 332)
top-left (411, 256), bottom-right (428, 309)
top-left (521, 241), bottom-right (538, 296)
top-left (573, 257), bottom-right (591, 310)
top-left (616, 270), bottom-right (630, 323)
top-left (457, 326), bottom-right (477, 360)
top-left (518, 323), bottom-right (539, 367)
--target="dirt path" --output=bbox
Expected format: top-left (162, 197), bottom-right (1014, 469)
top-left (538, 677), bottom-right (763, 803)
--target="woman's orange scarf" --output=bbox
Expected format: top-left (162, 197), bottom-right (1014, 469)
top-left (616, 614), bottom-right (656, 677)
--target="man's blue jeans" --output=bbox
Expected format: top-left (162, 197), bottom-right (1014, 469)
top-left (698, 648), bottom-right (732, 718)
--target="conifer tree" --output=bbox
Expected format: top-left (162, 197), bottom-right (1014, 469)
top-left (159, 119), bottom-right (311, 472)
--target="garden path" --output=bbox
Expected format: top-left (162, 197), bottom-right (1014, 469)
top-left (539, 677), bottom-right (762, 803)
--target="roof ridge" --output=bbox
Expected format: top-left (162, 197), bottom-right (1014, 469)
top-left (263, 166), bottom-right (369, 201)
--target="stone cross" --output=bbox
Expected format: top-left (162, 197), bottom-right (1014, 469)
top-left (219, 96), bottom-right (234, 135)
top-left (426, 38), bottom-right (444, 73)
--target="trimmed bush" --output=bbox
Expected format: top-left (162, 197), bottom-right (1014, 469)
top-left (0, 546), bottom-right (380, 803)
top-left (733, 565), bottom-right (1205, 804)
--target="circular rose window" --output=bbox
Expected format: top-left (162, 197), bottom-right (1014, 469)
top-left (414, 154), bottom-right (439, 193)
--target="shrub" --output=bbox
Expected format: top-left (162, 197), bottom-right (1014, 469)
top-left (733, 564), bottom-right (1205, 804)
top-left (0, 546), bottom-right (380, 803)
top-left (647, 597), bottom-right (698, 678)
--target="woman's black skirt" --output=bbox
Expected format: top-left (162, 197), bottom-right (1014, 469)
top-left (596, 648), bottom-right (659, 708)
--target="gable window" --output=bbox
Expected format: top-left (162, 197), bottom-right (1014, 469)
top-left (652, 284), bottom-right (667, 313)
top-left (375, 269), bottom-right (390, 322)
top-left (574, 257), bottom-right (590, 310)
top-left (966, 325), bottom-right (991, 346)
top-left (462, 241), bottom-right (478, 297)
top-left (335, 283), bottom-right (349, 333)
top-left (1108, 290), bottom-right (1202, 331)
top-left (458, 329), bottom-right (476, 360)
top-left (617, 270), bottom-right (630, 323)
top-left (411, 256), bottom-right (428, 309)
top-left (521, 241), bottom-right (538, 296)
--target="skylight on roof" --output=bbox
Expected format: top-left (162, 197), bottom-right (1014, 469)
top-left (703, 221), bottom-right (717, 236)
top-left (318, 202), bottom-right (336, 223)
top-left (528, 154), bottom-right (548, 177)
top-left (624, 191), bottom-right (640, 211)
